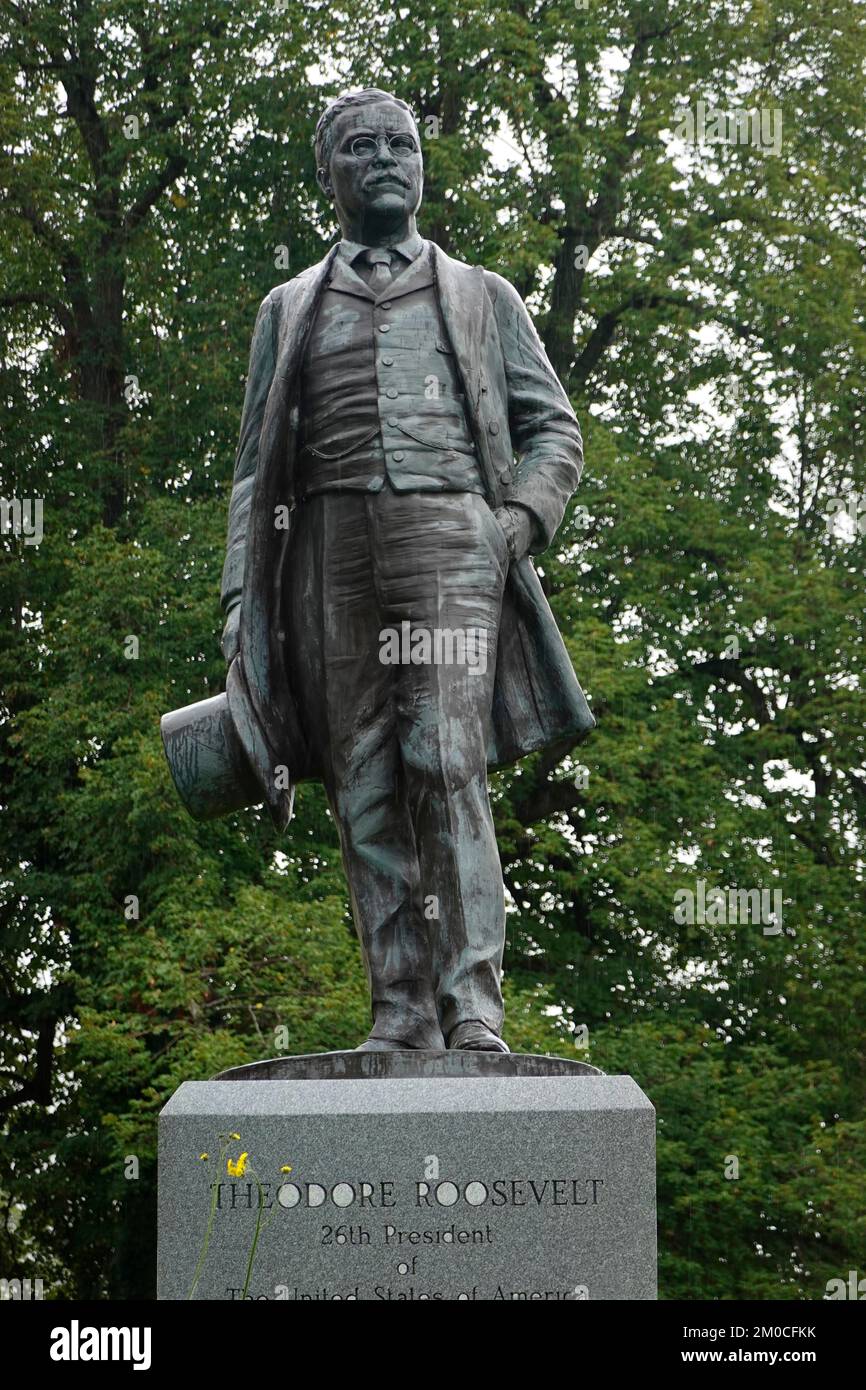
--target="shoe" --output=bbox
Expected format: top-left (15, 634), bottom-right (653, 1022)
top-left (356, 1036), bottom-right (417, 1052)
top-left (447, 1021), bottom-right (510, 1053)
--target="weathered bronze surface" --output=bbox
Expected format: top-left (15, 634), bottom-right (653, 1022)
top-left (163, 89), bottom-right (593, 1056)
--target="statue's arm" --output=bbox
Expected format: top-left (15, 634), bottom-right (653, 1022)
top-left (485, 271), bottom-right (583, 556)
top-left (219, 292), bottom-right (278, 660)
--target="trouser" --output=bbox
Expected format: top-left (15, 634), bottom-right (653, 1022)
top-left (285, 485), bottom-right (510, 1047)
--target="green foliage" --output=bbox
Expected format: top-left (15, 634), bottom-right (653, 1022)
top-left (1, 0), bottom-right (863, 1299)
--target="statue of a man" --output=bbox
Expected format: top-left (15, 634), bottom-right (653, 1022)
top-left (219, 89), bottom-right (594, 1053)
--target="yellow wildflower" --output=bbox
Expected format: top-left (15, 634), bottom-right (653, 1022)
top-left (229, 1132), bottom-right (241, 1140)
top-left (199, 1153), bottom-right (209, 1161)
top-left (280, 1165), bottom-right (293, 1173)
top-left (227, 1151), bottom-right (249, 1178)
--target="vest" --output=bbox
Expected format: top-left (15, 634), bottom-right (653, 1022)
top-left (296, 243), bottom-right (483, 497)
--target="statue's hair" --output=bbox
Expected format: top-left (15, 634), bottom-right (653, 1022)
top-left (314, 88), bottom-right (418, 171)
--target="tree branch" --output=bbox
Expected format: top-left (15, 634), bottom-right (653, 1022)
top-left (0, 290), bottom-right (76, 334)
top-left (123, 152), bottom-right (188, 237)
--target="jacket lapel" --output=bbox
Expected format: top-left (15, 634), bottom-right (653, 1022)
top-left (433, 245), bottom-right (488, 411)
top-left (258, 247), bottom-right (339, 506)
top-left (273, 246), bottom-right (340, 383)
top-left (327, 252), bottom-right (376, 300)
top-left (380, 243), bottom-right (435, 299)
top-left (432, 244), bottom-right (502, 506)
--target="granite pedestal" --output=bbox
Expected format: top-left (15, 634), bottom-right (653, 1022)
top-left (158, 1053), bottom-right (656, 1301)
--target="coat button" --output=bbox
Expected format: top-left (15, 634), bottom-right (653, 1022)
top-left (381, 355), bottom-right (394, 365)
top-left (499, 467), bottom-right (511, 483)
top-left (380, 301), bottom-right (393, 310)
top-left (385, 387), bottom-right (398, 399)
top-left (378, 324), bottom-right (391, 332)
top-left (392, 451), bottom-right (405, 462)
top-left (489, 421), bottom-right (500, 435)
top-left (387, 417), bottom-right (399, 427)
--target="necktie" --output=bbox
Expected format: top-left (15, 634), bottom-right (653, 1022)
top-left (361, 247), bottom-right (394, 290)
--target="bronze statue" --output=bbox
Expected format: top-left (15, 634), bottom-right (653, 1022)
top-left (162, 89), bottom-right (593, 1054)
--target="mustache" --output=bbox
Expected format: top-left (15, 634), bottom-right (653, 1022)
top-left (364, 172), bottom-right (411, 189)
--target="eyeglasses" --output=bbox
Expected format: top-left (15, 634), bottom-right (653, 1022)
top-left (347, 133), bottom-right (420, 161)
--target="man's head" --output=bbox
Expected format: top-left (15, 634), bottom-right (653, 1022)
top-left (315, 89), bottom-right (423, 241)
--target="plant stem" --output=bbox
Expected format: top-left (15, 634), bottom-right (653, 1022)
top-left (187, 1138), bottom-right (228, 1300)
top-left (241, 1169), bottom-right (266, 1300)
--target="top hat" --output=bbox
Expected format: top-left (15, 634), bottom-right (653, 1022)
top-left (160, 692), bottom-right (261, 822)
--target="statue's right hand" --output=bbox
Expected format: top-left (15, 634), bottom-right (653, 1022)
top-left (221, 605), bottom-right (240, 664)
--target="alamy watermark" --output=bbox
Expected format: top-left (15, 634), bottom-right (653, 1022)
top-left (379, 622), bottom-right (488, 675)
top-left (1, 1277), bottom-right (44, 1299)
top-left (673, 101), bottom-right (783, 157)
top-left (0, 496), bottom-right (43, 546)
top-left (49, 1322), bottom-right (151, 1370)
top-left (824, 490), bottom-right (866, 539)
top-left (674, 879), bottom-right (784, 935)
top-left (825, 1270), bottom-right (866, 1300)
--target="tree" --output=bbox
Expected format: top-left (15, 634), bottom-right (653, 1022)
top-left (1, 0), bottom-right (864, 1298)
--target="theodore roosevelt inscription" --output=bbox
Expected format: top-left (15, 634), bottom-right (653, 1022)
top-left (213, 1173), bottom-right (605, 1301)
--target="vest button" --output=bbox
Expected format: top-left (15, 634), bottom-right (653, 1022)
top-left (385, 388), bottom-right (398, 399)
top-left (381, 355), bottom-right (394, 365)
top-left (378, 324), bottom-right (391, 332)
top-left (387, 417), bottom-right (399, 427)
top-left (489, 421), bottom-right (500, 435)
top-left (393, 451), bottom-right (405, 462)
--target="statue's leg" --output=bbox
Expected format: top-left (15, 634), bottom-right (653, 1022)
top-left (372, 488), bottom-right (509, 1046)
top-left (284, 490), bottom-right (444, 1050)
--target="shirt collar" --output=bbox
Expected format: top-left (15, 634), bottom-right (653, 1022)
top-left (338, 231), bottom-right (425, 266)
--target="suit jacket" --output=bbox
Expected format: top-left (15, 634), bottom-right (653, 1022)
top-left (221, 241), bottom-right (595, 832)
